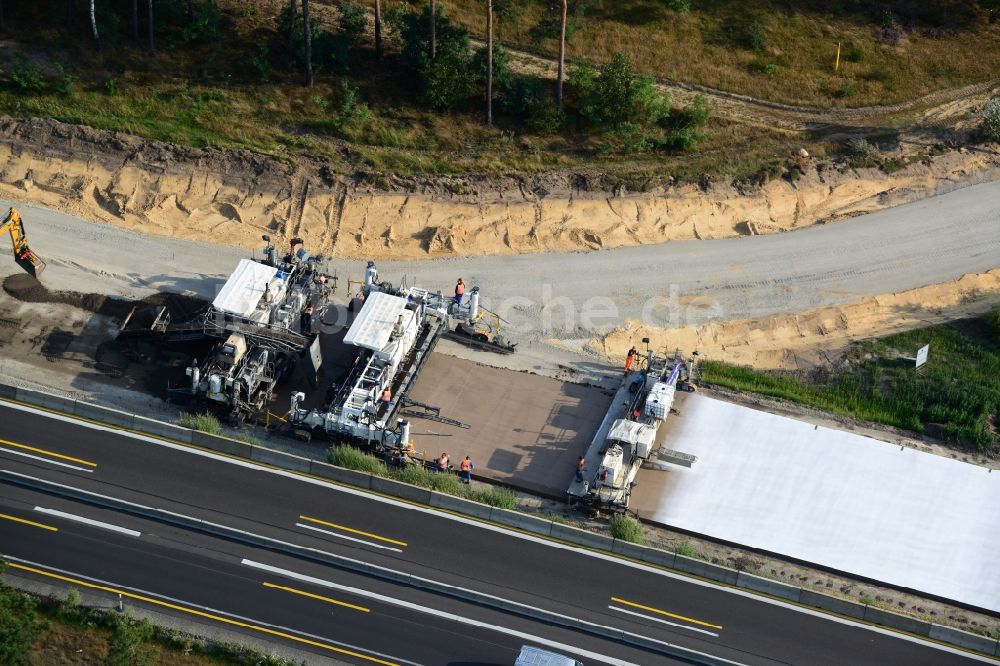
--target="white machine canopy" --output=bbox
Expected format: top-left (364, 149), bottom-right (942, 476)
top-left (344, 291), bottom-right (412, 351)
top-left (212, 258), bottom-right (281, 317)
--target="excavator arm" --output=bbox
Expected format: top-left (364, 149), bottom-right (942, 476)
top-left (0, 207), bottom-right (46, 278)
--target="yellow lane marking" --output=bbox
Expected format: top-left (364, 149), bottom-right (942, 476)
top-left (298, 515), bottom-right (407, 548)
top-left (0, 437), bottom-right (97, 468)
top-left (263, 582), bottom-right (370, 613)
top-left (6, 562), bottom-right (397, 666)
top-left (610, 596), bottom-right (723, 630)
top-left (0, 512), bottom-right (58, 532)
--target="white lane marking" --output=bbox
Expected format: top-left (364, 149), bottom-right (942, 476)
top-left (608, 605), bottom-right (719, 638)
top-left (242, 559), bottom-right (669, 666)
top-left (2, 556), bottom-right (421, 666)
top-left (33, 506), bottom-right (141, 538)
top-left (5, 400), bottom-right (997, 663)
top-left (0, 446), bottom-right (94, 473)
top-left (295, 522), bottom-right (403, 553)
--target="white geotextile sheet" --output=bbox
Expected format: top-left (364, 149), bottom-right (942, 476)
top-left (212, 258), bottom-right (278, 317)
top-left (644, 396), bottom-right (1000, 611)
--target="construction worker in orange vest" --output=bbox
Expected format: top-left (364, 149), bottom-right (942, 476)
top-left (459, 456), bottom-right (474, 484)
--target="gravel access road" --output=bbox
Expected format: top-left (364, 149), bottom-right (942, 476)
top-left (4, 178), bottom-right (999, 343)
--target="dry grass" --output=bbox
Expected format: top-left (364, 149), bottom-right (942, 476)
top-left (434, 0), bottom-right (1000, 107)
top-left (0, 1), bottom-right (893, 179)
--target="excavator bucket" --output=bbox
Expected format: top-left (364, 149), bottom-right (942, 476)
top-left (15, 249), bottom-right (46, 278)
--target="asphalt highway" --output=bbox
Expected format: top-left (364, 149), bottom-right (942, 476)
top-left (0, 401), bottom-right (994, 666)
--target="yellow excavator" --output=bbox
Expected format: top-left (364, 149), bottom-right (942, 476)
top-left (0, 207), bottom-right (45, 278)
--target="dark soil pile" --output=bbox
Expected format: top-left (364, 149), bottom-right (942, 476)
top-left (3, 274), bottom-right (207, 321)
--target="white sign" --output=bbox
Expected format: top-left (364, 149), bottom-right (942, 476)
top-left (915, 344), bottom-right (929, 368)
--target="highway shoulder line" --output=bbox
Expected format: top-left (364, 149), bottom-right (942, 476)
top-left (263, 581), bottom-right (370, 612)
top-left (610, 596), bottom-right (723, 630)
top-left (0, 437), bottom-right (97, 468)
top-left (0, 511), bottom-right (58, 532)
top-left (295, 522), bottom-right (403, 552)
top-left (298, 514), bottom-right (408, 547)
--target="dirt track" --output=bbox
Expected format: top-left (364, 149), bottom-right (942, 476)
top-left (6, 174), bottom-right (1000, 371)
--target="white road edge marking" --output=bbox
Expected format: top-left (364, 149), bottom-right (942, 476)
top-left (242, 558), bottom-right (661, 666)
top-left (0, 446), bottom-right (94, 472)
top-left (33, 506), bottom-right (141, 537)
top-left (295, 522), bottom-right (403, 553)
top-left (4, 400), bottom-right (996, 664)
top-left (2, 556), bottom-right (421, 666)
top-left (608, 605), bottom-right (719, 638)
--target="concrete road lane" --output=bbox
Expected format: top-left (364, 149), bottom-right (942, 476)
top-left (0, 401), bottom-right (990, 665)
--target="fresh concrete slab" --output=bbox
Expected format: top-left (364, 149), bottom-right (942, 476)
top-left (407, 353), bottom-right (613, 497)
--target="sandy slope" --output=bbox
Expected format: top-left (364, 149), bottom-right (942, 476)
top-left (1, 118), bottom-right (999, 262)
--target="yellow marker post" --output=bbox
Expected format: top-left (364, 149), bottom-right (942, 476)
top-left (835, 41), bottom-right (841, 72)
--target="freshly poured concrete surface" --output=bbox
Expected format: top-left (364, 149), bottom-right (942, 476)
top-left (630, 395), bottom-right (1000, 612)
top-left (406, 353), bottom-right (613, 496)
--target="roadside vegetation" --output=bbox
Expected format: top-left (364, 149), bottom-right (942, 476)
top-left (328, 444), bottom-right (518, 508)
top-left (0, 563), bottom-right (295, 665)
top-left (700, 308), bottom-right (1000, 453)
top-left (608, 514), bottom-right (645, 545)
top-left (178, 411), bottom-right (222, 434)
top-left (0, 1), bottom-right (995, 180)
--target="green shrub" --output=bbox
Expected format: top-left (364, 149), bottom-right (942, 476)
top-left (327, 445), bottom-right (387, 475)
top-left (745, 21), bottom-right (766, 51)
top-left (182, 1), bottom-right (221, 43)
top-left (0, 581), bottom-right (48, 666)
top-left (464, 486), bottom-right (517, 509)
top-left (665, 0), bottom-right (692, 13)
top-left (428, 471), bottom-right (463, 494)
top-left (331, 79), bottom-right (372, 134)
top-left (393, 464), bottom-right (432, 487)
top-left (105, 613), bottom-right (158, 666)
top-left (674, 540), bottom-right (698, 558)
top-left (836, 79), bottom-right (856, 99)
top-left (609, 514), bottom-right (645, 545)
top-left (179, 411), bottom-right (220, 434)
top-left (246, 44), bottom-right (271, 82)
top-left (10, 53), bottom-right (42, 93)
top-left (338, 1), bottom-right (367, 46)
top-left (986, 306), bottom-right (1000, 340)
top-left (53, 65), bottom-right (76, 97)
top-left (846, 45), bottom-right (864, 63)
top-left (502, 75), bottom-right (563, 133)
top-left (390, 4), bottom-right (476, 110)
top-left (579, 52), bottom-right (670, 145)
top-left (982, 98), bottom-right (1000, 142)
top-left (473, 40), bottom-right (513, 95)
